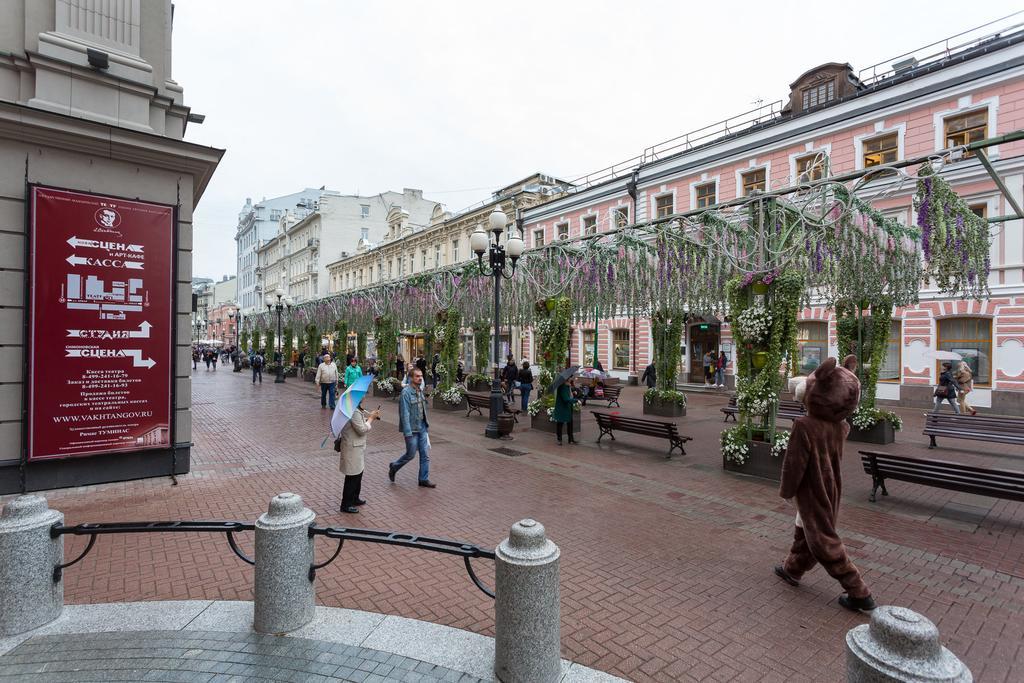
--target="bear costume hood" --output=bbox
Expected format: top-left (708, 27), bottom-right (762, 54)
top-left (801, 355), bottom-right (860, 423)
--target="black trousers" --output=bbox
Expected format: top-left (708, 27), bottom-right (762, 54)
top-left (556, 421), bottom-right (575, 442)
top-left (342, 472), bottom-right (363, 507)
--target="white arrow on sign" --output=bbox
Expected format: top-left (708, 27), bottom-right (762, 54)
top-left (129, 321), bottom-right (152, 338)
top-left (66, 255), bottom-right (89, 267)
top-left (123, 350), bottom-right (156, 368)
top-left (67, 236), bottom-right (144, 252)
top-left (64, 348), bottom-right (156, 368)
top-left (67, 236), bottom-right (99, 249)
top-left (64, 255), bottom-right (145, 269)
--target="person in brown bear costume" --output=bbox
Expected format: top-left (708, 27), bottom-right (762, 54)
top-left (774, 355), bottom-right (875, 612)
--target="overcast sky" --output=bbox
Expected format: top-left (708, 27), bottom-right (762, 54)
top-left (176, 1), bottom-right (1019, 280)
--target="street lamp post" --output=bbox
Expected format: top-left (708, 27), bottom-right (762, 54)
top-left (265, 289), bottom-right (292, 383)
top-left (471, 206), bottom-right (524, 439)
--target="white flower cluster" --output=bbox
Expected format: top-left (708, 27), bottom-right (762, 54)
top-left (721, 429), bottom-right (750, 465)
top-left (736, 305), bottom-right (773, 344)
top-left (771, 430), bottom-right (790, 457)
top-left (526, 399), bottom-right (545, 416)
top-left (375, 377), bottom-right (400, 392)
top-left (439, 385), bottom-right (465, 405)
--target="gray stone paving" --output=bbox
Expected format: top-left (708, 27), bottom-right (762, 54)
top-left (0, 630), bottom-right (487, 682)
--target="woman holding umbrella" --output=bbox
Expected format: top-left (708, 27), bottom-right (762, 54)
top-left (332, 375), bottom-right (380, 513)
top-left (552, 365), bottom-right (579, 445)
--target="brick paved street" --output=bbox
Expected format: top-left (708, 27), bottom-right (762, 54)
top-left (8, 368), bottom-right (1023, 682)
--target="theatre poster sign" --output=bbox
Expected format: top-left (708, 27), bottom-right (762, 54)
top-left (27, 186), bottom-right (174, 461)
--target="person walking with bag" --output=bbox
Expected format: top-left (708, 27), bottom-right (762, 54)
top-left (316, 353), bottom-right (340, 410)
top-left (933, 362), bottom-right (960, 413)
top-left (641, 362), bottom-right (656, 389)
top-left (335, 399), bottom-right (380, 514)
top-left (389, 368), bottom-right (435, 488)
top-left (954, 361), bottom-right (977, 416)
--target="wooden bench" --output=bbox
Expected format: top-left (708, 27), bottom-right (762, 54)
top-left (721, 396), bottom-right (806, 422)
top-left (860, 450), bottom-right (1024, 503)
top-left (592, 385), bottom-right (622, 408)
top-left (592, 411), bottom-right (691, 459)
top-left (465, 392), bottom-right (521, 422)
top-left (922, 412), bottom-right (1024, 449)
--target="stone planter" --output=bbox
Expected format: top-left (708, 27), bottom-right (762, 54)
top-left (642, 397), bottom-right (686, 418)
top-left (433, 395), bottom-right (467, 411)
top-left (723, 439), bottom-right (782, 481)
top-left (284, 366), bottom-right (298, 378)
top-left (372, 383), bottom-right (399, 398)
top-left (847, 419), bottom-right (896, 444)
top-left (530, 411), bottom-right (581, 434)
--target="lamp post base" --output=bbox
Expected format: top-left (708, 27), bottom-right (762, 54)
top-left (275, 371), bottom-right (286, 384)
top-left (484, 379), bottom-right (503, 439)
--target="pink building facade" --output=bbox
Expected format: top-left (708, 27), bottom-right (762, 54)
top-left (207, 303), bottom-right (238, 347)
top-left (518, 27), bottom-right (1024, 413)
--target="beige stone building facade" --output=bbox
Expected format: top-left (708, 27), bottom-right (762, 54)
top-left (0, 1), bottom-right (223, 492)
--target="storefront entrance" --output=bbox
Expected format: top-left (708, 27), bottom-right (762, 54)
top-left (687, 322), bottom-right (721, 384)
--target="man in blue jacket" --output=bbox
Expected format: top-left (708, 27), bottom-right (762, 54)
top-left (389, 368), bottom-right (435, 488)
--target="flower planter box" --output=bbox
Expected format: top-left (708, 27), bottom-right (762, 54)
top-left (847, 419), bottom-right (895, 445)
top-left (643, 398), bottom-right (686, 418)
top-left (723, 440), bottom-right (782, 481)
top-left (372, 383), bottom-right (399, 398)
top-left (283, 367), bottom-right (298, 378)
top-left (302, 369), bottom-right (317, 382)
top-left (432, 395), bottom-right (467, 411)
top-left (530, 411), bottom-right (581, 434)
top-left (468, 379), bottom-right (491, 392)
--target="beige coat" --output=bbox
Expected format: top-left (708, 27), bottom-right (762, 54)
top-left (338, 409), bottom-right (370, 475)
top-left (315, 361), bottom-right (339, 385)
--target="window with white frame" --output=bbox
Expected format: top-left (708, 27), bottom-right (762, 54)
top-left (795, 152), bottom-right (828, 182)
top-left (863, 132), bottom-right (899, 167)
top-left (421, 249), bottom-right (427, 269)
top-left (360, 204), bottom-right (370, 218)
top-left (434, 245), bottom-right (441, 267)
top-left (655, 194), bottom-right (673, 218)
top-left (556, 222), bottom-right (569, 240)
top-left (533, 229), bottom-right (545, 247)
top-left (612, 206), bottom-right (629, 228)
top-left (741, 168), bottom-right (766, 195)
top-left (801, 79), bottom-right (835, 109)
top-left (944, 109), bottom-right (987, 158)
top-left (451, 239), bottom-right (459, 262)
top-left (582, 215), bottom-right (597, 235)
top-left (694, 182), bottom-right (716, 209)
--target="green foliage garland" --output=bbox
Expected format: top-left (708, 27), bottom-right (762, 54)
top-left (436, 309), bottom-right (462, 392)
top-left (472, 322), bottom-right (490, 374)
top-left (836, 298), bottom-right (899, 429)
top-left (283, 325), bottom-right (294, 365)
top-left (304, 324), bottom-right (319, 355)
top-left (356, 331), bottom-right (367, 363)
top-left (650, 310), bottom-right (684, 392)
top-left (334, 320), bottom-right (349, 355)
top-left (239, 330), bottom-right (249, 352)
top-left (374, 316), bottom-right (398, 378)
top-left (251, 329), bottom-right (261, 353)
top-left (534, 297), bottom-right (572, 393)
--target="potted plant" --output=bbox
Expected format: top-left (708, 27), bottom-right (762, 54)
top-left (848, 406), bottom-right (901, 444)
top-left (433, 384), bottom-right (467, 411)
top-left (643, 388), bottom-right (686, 417)
top-left (466, 372), bottom-right (491, 393)
top-left (373, 376), bottom-right (401, 397)
top-left (722, 427), bottom-right (789, 481)
top-left (527, 394), bottom-right (581, 434)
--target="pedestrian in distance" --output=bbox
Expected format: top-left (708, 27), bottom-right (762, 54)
top-left (716, 351), bottom-right (727, 388)
top-left (641, 361), bottom-right (656, 389)
top-left (553, 374), bottom-right (578, 445)
top-left (431, 352), bottom-right (441, 387)
top-left (344, 356), bottom-right (363, 390)
top-left (501, 354), bottom-right (518, 402)
top-left (335, 399), bottom-right (380, 514)
top-left (388, 368), bottom-right (435, 488)
top-left (316, 353), bottom-right (340, 410)
top-left (251, 349), bottom-right (264, 384)
top-left (396, 355), bottom-right (406, 380)
top-left (192, 347), bottom-right (199, 370)
top-left (517, 361), bottom-right (534, 412)
top-left (203, 348), bottom-right (211, 370)
top-left (416, 355), bottom-right (427, 377)
top-left (367, 358), bottom-right (379, 377)
top-left (211, 349), bottom-right (218, 370)
top-left (933, 362), bottom-right (960, 414)
top-left (954, 361), bottom-right (977, 416)
top-left (298, 348), bottom-right (306, 374)
top-left (703, 350), bottom-right (715, 386)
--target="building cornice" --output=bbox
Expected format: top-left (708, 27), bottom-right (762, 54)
top-left (0, 100), bottom-right (224, 201)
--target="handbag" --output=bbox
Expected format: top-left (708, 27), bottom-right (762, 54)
top-left (933, 385), bottom-right (948, 398)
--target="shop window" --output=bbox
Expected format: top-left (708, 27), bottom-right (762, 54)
top-left (741, 168), bottom-right (766, 195)
top-left (796, 321), bottom-right (828, 374)
top-left (863, 132), bottom-right (898, 167)
top-left (655, 194), bottom-right (674, 218)
top-left (937, 317), bottom-right (991, 385)
top-left (878, 321), bottom-right (901, 382)
top-left (583, 329), bottom-right (596, 366)
top-left (612, 329), bottom-right (629, 370)
top-left (695, 182), bottom-right (716, 209)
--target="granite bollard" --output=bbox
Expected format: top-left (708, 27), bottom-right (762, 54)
top-left (253, 492), bottom-right (316, 634)
top-left (0, 495), bottom-right (64, 636)
top-left (846, 605), bottom-right (971, 682)
top-left (494, 518), bottom-right (561, 683)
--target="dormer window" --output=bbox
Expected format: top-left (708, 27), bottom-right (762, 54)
top-left (802, 79), bottom-right (835, 109)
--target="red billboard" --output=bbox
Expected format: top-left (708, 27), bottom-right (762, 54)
top-left (27, 186), bottom-right (175, 461)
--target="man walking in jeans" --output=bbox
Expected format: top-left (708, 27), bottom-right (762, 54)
top-left (389, 368), bottom-right (436, 488)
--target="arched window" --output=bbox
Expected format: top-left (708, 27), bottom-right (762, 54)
top-left (937, 318), bottom-right (992, 385)
top-left (797, 321), bottom-right (828, 374)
